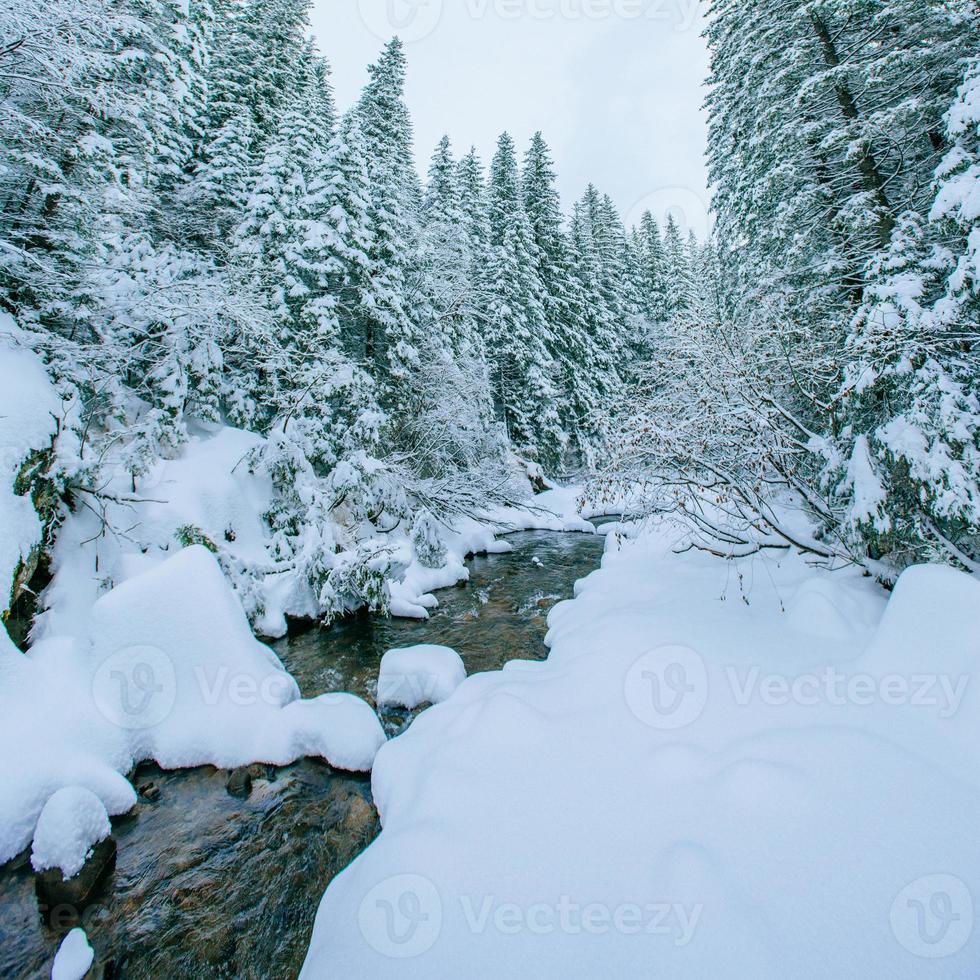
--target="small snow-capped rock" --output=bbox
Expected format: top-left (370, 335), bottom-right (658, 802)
top-left (31, 787), bottom-right (111, 879)
top-left (377, 645), bottom-right (466, 710)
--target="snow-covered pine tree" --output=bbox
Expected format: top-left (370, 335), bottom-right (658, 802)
top-left (485, 132), bottom-right (564, 469)
top-left (189, 107), bottom-right (256, 240)
top-left (355, 38), bottom-right (429, 396)
top-left (823, 48), bottom-right (980, 573)
top-left (420, 135), bottom-right (480, 358)
top-left (660, 215), bottom-right (690, 320)
top-left (522, 134), bottom-right (619, 467)
top-left (596, 0), bottom-right (979, 576)
top-left (636, 212), bottom-right (669, 324)
top-left (206, 0), bottom-right (312, 143)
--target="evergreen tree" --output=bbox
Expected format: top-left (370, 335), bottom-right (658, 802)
top-left (485, 132), bottom-right (563, 467)
top-left (637, 211), bottom-right (669, 323)
top-left (523, 134), bottom-right (619, 465)
top-left (661, 215), bottom-right (689, 319)
top-left (356, 38), bottom-right (427, 393)
top-left (206, 0), bottom-right (312, 142)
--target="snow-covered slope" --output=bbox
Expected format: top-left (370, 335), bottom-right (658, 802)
top-left (301, 520), bottom-right (980, 978)
top-left (0, 313), bottom-right (62, 616)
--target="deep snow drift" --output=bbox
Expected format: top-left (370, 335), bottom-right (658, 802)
top-left (302, 520), bottom-right (980, 979)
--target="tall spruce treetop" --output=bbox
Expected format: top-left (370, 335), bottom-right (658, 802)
top-left (661, 215), bottom-right (689, 318)
top-left (457, 147), bottom-right (492, 292)
top-left (485, 132), bottom-right (563, 467)
top-left (421, 136), bottom-right (482, 357)
top-left (355, 37), bottom-right (427, 391)
top-left (522, 133), bottom-right (620, 464)
top-left (637, 211), bottom-right (669, 323)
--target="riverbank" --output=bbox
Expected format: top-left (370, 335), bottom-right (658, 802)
top-left (302, 517), bottom-right (980, 979)
top-left (0, 529), bottom-right (606, 978)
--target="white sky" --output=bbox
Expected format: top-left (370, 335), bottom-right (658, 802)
top-left (309, 0), bottom-right (711, 238)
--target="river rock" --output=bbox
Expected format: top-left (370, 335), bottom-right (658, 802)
top-left (225, 764), bottom-right (267, 798)
top-left (35, 836), bottom-right (116, 909)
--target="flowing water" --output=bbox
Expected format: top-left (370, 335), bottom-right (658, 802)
top-left (0, 529), bottom-right (606, 979)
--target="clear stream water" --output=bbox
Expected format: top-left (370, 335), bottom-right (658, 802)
top-left (0, 528), bottom-right (606, 979)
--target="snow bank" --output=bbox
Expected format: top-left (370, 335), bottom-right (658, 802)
top-left (377, 645), bottom-right (467, 709)
top-left (51, 928), bottom-right (94, 980)
top-left (0, 314), bottom-right (62, 615)
top-left (85, 545), bottom-right (385, 772)
top-left (31, 786), bottom-right (111, 878)
top-left (0, 630), bottom-right (136, 866)
top-left (302, 522), bottom-right (980, 978)
top-left (0, 545), bottom-right (385, 865)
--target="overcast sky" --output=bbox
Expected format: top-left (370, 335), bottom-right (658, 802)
top-left (309, 0), bottom-right (711, 238)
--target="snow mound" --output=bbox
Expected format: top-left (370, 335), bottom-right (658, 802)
top-left (0, 631), bottom-right (136, 866)
top-left (856, 563), bottom-right (980, 783)
top-left (87, 545), bottom-right (385, 772)
top-left (302, 521), bottom-right (980, 979)
top-left (377, 645), bottom-right (467, 709)
top-left (51, 928), bottom-right (94, 980)
top-left (258, 693), bottom-right (387, 772)
top-left (31, 786), bottom-right (110, 878)
top-left (88, 544), bottom-right (299, 768)
top-left (785, 574), bottom-right (878, 640)
top-left (860, 563), bottom-right (980, 676)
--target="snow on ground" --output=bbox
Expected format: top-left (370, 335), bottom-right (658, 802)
top-left (51, 928), bottom-right (94, 980)
top-left (34, 423), bottom-right (276, 642)
top-left (377, 645), bottom-right (467, 709)
top-left (302, 519), bottom-right (980, 979)
top-left (0, 545), bottom-right (385, 866)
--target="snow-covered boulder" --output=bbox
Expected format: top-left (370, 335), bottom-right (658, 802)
top-left (258, 694), bottom-right (387, 772)
top-left (31, 786), bottom-right (111, 879)
top-left (377, 645), bottom-right (467, 709)
top-left (51, 928), bottom-right (94, 980)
